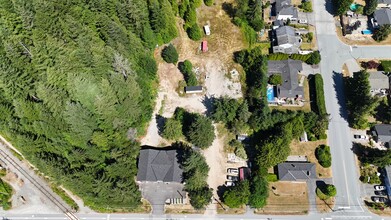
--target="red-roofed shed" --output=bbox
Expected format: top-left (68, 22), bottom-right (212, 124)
top-left (202, 40), bottom-right (208, 52)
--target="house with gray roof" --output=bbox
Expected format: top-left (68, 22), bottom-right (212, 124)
top-left (378, 0), bottom-right (391, 8)
top-left (374, 8), bottom-right (391, 26)
top-left (268, 59), bottom-right (304, 100)
top-left (274, 0), bottom-right (299, 21)
top-left (277, 162), bottom-right (316, 181)
top-left (372, 124), bottom-right (391, 147)
top-left (273, 26), bottom-right (301, 54)
top-left (137, 148), bottom-right (183, 183)
top-left (368, 71), bottom-right (389, 96)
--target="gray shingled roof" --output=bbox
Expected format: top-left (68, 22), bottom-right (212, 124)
top-left (277, 162), bottom-right (316, 181)
top-left (275, 0), bottom-right (292, 13)
top-left (279, 6), bottom-right (299, 18)
top-left (374, 9), bottom-right (391, 26)
top-left (137, 148), bottom-right (183, 182)
top-left (373, 124), bottom-right (391, 143)
top-left (268, 59), bottom-right (304, 98)
top-left (368, 71), bottom-right (389, 90)
top-left (276, 26), bottom-right (299, 45)
top-left (378, 0), bottom-right (391, 5)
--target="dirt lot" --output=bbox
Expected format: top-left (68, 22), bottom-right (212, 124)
top-left (290, 139), bottom-right (332, 178)
top-left (141, 0), bottom-right (245, 147)
top-left (165, 203), bottom-right (203, 214)
top-left (256, 181), bottom-right (309, 214)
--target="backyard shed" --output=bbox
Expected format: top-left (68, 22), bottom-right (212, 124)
top-left (185, 86), bottom-right (203, 94)
top-left (202, 40), bottom-right (208, 52)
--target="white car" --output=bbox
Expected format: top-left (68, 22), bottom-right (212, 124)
top-left (225, 181), bottom-right (235, 187)
top-left (375, 185), bottom-right (386, 191)
top-left (227, 168), bottom-right (239, 175)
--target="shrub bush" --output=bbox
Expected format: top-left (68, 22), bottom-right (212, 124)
top-left (269, 74), bottom-right (282, 85)
top-left (373, 24), bottom-right (391, 42)
top-left (310, 74), bottom-right (327, 115)
top-left (179, 60), bottom-right (198, 86)
top-left (361, 60), bottom-right (380, 69)
top-left (315, 145), bottom-right (332, 168)
top-left (381, 60), bottom-right (391, 72)
top-left (306, 51), bottom-right (321, 65)
top-left (266, 173), bottom-right (278, 182)
top-left (204, 0), bottom-right (214, 6)
top-left (162, 44), bottom-right (179, 64)
top-left (187, 24), bottom-right (202, 41)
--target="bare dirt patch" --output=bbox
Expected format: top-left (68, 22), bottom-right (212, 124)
top-left (256, 181), bottom-right (309, 215)
top-left (316, 197), bottom-right (335, 213)
top-left (290, 139), bottom-right (332, 178)
top-left (165, 203), bottom-right (203, 214)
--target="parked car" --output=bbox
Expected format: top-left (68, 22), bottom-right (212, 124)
top-left (375, 185), bottom-right (386, 190)
top-left (372, 196), bottom-right (388, 203)
top-left (227, 168), bottom-right (239, 175)
top-left (227, 175), bottom-right (239, 181)
top-left (375, 190), bottom-right (387, 196)
top-left (353, 134), bottom-right (366, 140)
top-left (225, 181), bottom-right (236, 187)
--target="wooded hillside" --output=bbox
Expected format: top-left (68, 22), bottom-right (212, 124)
top-left (0, 0), bottom-right (177, 211)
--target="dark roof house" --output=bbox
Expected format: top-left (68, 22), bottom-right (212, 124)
top-left (268, 59), bottom-right (304, 98)
top-left (137, 148), bottom-right (183, 183)
top-left (277, 162), bottom-right (316, 181)
top-left (374, 8), bottom-right (391, 26)
top-left (372, 124), bottom-right (391, 147)
top-left (273, 26), bottom-right (301, 54)
top-left (274, 0), bottom-right (298, 20)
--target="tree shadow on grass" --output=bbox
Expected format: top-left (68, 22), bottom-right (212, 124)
top-left (221, 2), bottom-right (236, 18)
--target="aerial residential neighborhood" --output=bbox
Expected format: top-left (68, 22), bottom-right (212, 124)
top-left (0, 0), bottom-right (391, 220)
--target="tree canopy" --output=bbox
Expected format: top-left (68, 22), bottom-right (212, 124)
top-left (0, 0), bottom-right (178, 211)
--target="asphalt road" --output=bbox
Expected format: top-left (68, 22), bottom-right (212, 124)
top-left (313, 0), bottom-right (391, 217)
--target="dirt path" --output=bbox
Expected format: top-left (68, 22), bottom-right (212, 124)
top-left (202, 125), bottom-right (227, 214)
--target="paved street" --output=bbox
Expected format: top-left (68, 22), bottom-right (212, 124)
top-left (1, 0), bottom-right (391, 219)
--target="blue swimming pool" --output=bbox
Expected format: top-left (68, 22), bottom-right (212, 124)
top-left (350, 3), bottom-right (359, 11)
top-left (362, 29), bottom-right (372, 34)
top-left (267, 86), bottom-right (275, 102)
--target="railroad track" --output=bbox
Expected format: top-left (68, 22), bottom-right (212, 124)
top-left (0, 149), bottom-right (79, 220)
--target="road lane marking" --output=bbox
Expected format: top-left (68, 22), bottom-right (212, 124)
top-left (343, 159), bottom-right (351, 207)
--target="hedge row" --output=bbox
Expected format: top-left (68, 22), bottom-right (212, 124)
top-left (267, 52), bottom-right (321, 65)
top-left (310, 74), bottom-right (327, 116)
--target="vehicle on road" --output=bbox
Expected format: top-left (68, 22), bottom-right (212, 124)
top-left (375, 190), bottom-right (387, 196)
top-left (375, 185), bottom-right (386, 190)
top-left (227, 175), bottom-right (239, 181)
top-left (372, 196), bottom-right (388, 203)
top-left (225, 181), bottom-right (236, 187)
top-left (227, 168), bottom-right (239, 175)
top-left (353, 134), bottom-right (366, 140)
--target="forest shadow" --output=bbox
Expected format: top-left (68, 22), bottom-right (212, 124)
top-left (325, 0), bottom-right (335, 16)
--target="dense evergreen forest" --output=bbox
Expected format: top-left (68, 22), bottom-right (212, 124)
top-left (0, 0), bottom-right (177, 211)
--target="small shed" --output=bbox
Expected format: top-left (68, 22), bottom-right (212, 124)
top-left (201, 40), bottom-right (208, 52)
top-left (203, 25), bottom-right (211, 35)
top-left (185, 86), bottom-right (203, 94)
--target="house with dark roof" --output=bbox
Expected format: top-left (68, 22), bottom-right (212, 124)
top-left (372, 124), bottom-right (391, 148)
top-left (277, 162), bottom-right (316, 181)
top-left (267, 59), bottom-right (304, 101)
top-left (374, 8), bottom-right (391, 26)
top-left (137, 148), bottom-right (183, 183)
top-left (368, 71), bottom-right (389, 96)
top-left (273, 26), bottom-right (301, 54)
top-left (274, 0), bottom-right (298, 21)
top-left (378, 0), bottom-right (391, 8)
